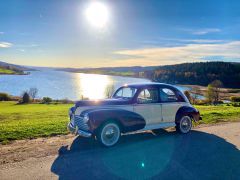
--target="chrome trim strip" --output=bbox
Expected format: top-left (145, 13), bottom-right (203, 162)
top-left (142, 122), bottom-right (176, 130)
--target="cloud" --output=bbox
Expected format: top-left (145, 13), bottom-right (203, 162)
top-left (0, 42), bottom-right (12, 48)
top-left (16, 44), bottom-right (39, 48)
top-left (193, 28), bottom-right (221, 35)
top-left (181, 28), bottom-right (221, 35)
top-left (17, 49), bottom-right (25, 52)
top-left (179, 39), bottom-right (225, 43)
top-left (113, 41), bottom-right (240, 66)
top-left (0, 32), bottom-right (4, 35)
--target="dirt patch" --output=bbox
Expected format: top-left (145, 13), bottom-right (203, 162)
top-left (0, 134), bottom-right (76, 165)
top-left (0, 122), bottom-right (239, 165)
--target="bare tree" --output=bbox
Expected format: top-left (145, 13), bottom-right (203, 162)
top-left (184, 90), bottom-right (192, 104)
top-left (105, 85), bottom-right (115, 98)
top-left (29, 88), bottom-right (38, 101)
top-left (191, 86), bottom-right (201, 104)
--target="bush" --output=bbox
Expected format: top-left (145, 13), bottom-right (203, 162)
top-left (42, 97), bottom-right (52, 104)
top-left (0, 93), bottom-right (10, 101)
top-left (21, 92), bottom-right (30, 104)
top-left (230, 96), bottom-right (240, 102)
top-left (232, 102), bottom-right (240, 107)
top-left (194, 99), bottom-right (209, 105)
top-left (59, 98), bottom-right (73, 104)
top-left (184, 90), bottom-right (192, 103)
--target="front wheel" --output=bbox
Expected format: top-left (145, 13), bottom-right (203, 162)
top-left (96, 122), bottom-right (121, 147)
top-left (176, 116), bottom-right (192, 134)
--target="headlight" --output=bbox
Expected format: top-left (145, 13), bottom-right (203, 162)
top-left (83, 114), bottom-right (89, 123)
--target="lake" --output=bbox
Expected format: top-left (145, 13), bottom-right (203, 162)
top-left (0, 70), bottom-right (190, 100)
top-left (0, 70), bottom-right (150, 100)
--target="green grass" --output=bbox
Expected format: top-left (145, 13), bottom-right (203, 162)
top-left (195, 105), bottom-right (240, 124)
top-left (0, 102), bottom-right (240, 144)
top-left (0, 101), bottom-right (73, 143)
top-left (0, 67), bottom-right (16, 74)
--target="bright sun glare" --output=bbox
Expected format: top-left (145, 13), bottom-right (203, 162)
top-left (85, 2), bottom-right (109, 28)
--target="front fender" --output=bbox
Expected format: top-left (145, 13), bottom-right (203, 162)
top-left (84, 108), bottom-right (146, 134)
top-left (175, 106), bottom-right (201, 124)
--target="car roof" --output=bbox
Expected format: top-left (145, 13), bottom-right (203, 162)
top-left (123, 82), bottom-right (179, 90)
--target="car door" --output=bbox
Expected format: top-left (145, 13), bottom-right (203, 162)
top-left (133, 87), bottom-right (162, 125)
top-left (160, 87), bottom-right (182, 122)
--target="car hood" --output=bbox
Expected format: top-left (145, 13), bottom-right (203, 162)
top-left (75, 98), bottom-right (132, 107)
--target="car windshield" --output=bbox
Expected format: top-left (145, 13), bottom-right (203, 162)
top-left (112, 87), bottom-right (137, 100)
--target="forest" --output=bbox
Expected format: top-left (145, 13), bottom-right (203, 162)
top-left (143, 62), bottom-right (240, 88)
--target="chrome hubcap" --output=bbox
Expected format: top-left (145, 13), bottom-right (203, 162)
top-left (180, 116), bottom-right (192, 133)
top-left (101, 123), bottom-right (120, 146)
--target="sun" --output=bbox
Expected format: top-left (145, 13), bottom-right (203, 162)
top-left (85, 2), bottom-right (109, 28)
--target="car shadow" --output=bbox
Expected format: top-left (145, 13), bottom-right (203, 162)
top-left (51, 130), bottom-right (240, 180)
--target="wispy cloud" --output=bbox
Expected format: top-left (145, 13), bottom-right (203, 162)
top-left (0, 32), bottom-right (4, 35)
top-left (16, 44), bottom-right (39, 48)
top-left (157, 38), bottom-right (226, 44)
top-left (193, 28), bottom-right (221, 35)
top-left (113, 41), bottom-right (240, 66)
top-left (181, 28), bottom-right (221, 35)
top-left (0, 42), bottom-right (12, 48)
top-left (179, 39), bottom-right (225, 43)
top-left (17, 49), bottom-right (25, 52)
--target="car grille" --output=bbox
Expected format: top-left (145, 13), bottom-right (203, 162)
top-left (74, 115), bottom-right (89, 131)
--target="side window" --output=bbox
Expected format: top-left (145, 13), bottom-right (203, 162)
top-left (137, 88), bottom-right (159, 104)
top-left (160, 88), bottom-right (178, 102)
top-left (115, 87), bottom-right (136, 98)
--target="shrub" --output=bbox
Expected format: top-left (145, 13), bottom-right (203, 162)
top-left (0, 93), bottom-right (10, 101)
top-left (184, 90), bottom-right (192, 103)
top-left (21, 92), bottom-right (30, 104)
top-left (194, 99), bottom-right (209, 105)
top-left (230, 96), bottom-right (240, 102)
top-left (232, 102), bottom-right (240, 107)
top-left (42, 97), bottom-right (52, 104)
top-left (59, 98), bottom-right (72, 104)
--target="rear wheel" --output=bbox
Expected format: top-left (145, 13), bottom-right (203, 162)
top-left (97, 122), bottom-right (121, 147)
top-left (176, 116), bottom-right (192, 134)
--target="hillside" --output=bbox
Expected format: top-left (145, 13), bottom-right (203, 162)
top-left (0, 61), bottom-right (34, 75)
top-left (57, 66), bottom-right (157, 77)
top-left (143, 62), bottom-right (240, 88)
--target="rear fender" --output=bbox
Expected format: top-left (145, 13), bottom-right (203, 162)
top-left (175, 106), bottom-right (201, 124)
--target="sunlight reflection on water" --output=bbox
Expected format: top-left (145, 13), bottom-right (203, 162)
top-left (77, 73), bottom-right (112, 99)
top-left (0, 70), bottom-right (151, 100)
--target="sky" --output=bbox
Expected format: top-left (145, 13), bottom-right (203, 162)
top-left (0, 0), bottom-right (240, 68)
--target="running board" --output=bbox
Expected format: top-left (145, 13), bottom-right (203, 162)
top-left (123, 122), bottom-right (176, 135)
top-left (142, 122), bottom-right (176, 131)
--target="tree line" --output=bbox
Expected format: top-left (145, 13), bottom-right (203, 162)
top-left (143, 62), bottom-right (240, 88)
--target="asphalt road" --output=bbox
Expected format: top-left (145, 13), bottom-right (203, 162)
top-left (1, 123), bottom-right (240, 180)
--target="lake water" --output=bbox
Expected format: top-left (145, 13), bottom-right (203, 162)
top-left (0, 70), bottom-right (151, 100)
top-left (0, 70), bottom-right (190, 100)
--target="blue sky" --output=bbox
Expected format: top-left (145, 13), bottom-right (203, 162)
top-left (0, 0), bottom-right (240, 67)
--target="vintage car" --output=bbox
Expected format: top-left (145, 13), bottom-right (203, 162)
top-left (68, 83), bottom-right (201, 147)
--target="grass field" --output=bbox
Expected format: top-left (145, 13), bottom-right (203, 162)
top-left (0, 67), bottom-right (16, 74)
top-left (0, 101), bottom-right (240, 144)
top-left (0, 101), bottom-right (72, 144)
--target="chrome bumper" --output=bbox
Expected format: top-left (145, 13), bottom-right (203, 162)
top-left (67, 122), bottom-right (92, 138)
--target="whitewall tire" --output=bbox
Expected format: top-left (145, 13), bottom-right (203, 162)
top-left (97, 122), bottom-right (121, 147)
top-left (176, 116), bottom-right (192, 134)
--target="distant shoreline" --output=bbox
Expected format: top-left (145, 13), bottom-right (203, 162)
top-left (0, 71), bottom-right (30, 75)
